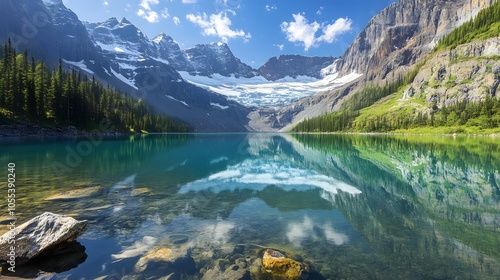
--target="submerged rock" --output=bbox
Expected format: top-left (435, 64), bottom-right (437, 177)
top-left (45, 186), bottom-right (101, 201)
top-left (0, 212), bottom-right (88, 264)
top-left (135, 247), bottom-right (185, 272)
top-left (261, 249), bottom-right (309, 280)
top-left (131, 187), bottom-right (152, 197)
top-left (111, 236), bottom-right (157, 260)
top-left (132, 245), bottom-right (196, 278)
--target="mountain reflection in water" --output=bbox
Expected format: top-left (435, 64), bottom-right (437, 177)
top-left (0, 133), bottom-right (498, 279)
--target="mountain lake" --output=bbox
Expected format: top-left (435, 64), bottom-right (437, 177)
top-left (0, 133), bottom-right (499, 279)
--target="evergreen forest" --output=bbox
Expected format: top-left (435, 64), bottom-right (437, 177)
top-left (0, 40), bottom-right (190, 133)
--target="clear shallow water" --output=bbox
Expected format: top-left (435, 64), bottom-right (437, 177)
top-left (1, 134), bottom-right (499, 279)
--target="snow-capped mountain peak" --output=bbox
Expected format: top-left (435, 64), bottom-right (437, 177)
top-left (85, 16), bottom-right (358, 108)
top-left (97, 17), bottom-right (120, 29)
top-left (120, 17), bottom-right (133, 25)
top-left (152, 32), bottom-right (168, 44)
top-left (41, 0), bottom-right (64, 6)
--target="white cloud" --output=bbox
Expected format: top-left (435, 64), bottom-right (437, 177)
top-left (265, 4), bottom-right (277, 12)
top-left (173, 16), bottom-right (181, 25)
top-left (137, 0), bottom-right (160, 23)
top-left (216, 0), bottom-right (241, 10)
top-left (186, 12), bottom-right (251, 43)
top-left (280, 13), bottom-right (320, 51)
top-left (137, 9), bottom-right (159, 23)
top-left (318, 18), bottom-right (352, 43)
top-left (161, 8), bottom-right (169, 19)
top-left (139, 0), bottom-right (158, 10)
top-left (274, 43), bottom-right (284, 51)
top-left (182, 0), bottom-right (197, 3)
top-left (281, 13), bottom-right (352, 51)
top-left (103, 1), bottom-right (109, 6)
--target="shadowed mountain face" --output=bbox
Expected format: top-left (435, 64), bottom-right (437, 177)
top-left (0, 0), bottom-right (104, 68)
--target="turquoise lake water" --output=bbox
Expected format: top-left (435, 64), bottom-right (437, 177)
top-left (0, 133), bottom-right (499, 279)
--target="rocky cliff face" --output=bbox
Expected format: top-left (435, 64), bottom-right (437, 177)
top-left (182, 43), bottom-right (258, 78)
top-left (403, 37), bottom-right (500, 112)
top-left (338, 0), bottom-right (496, 84)
top-left (258, 55), bottom-right (336, 81)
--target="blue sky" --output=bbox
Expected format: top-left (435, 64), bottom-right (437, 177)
top-left (62, 0), bottom-right (396, 66)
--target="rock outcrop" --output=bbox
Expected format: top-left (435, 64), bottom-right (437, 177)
top-left (0, 212), bottom-right (88, 264)
top-left (404, 36), bottom-right (500, 110)
top-left (261, 249), bottom-right (309, 279)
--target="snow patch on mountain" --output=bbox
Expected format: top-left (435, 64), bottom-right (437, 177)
top-left (110, 67), bottom-right (138, 90)
top-left (178, 70), bottom-right (362, 108)
top-left (63, 59), bottom-right (94, 74)
top-left (166, 95), bottom-right (188, 106)
top-left (42, 0), bottom-right (63, 6)
top-left (96, 42), bottom-right (142, 58)
top-left (211, 103), bottom-right (229, 110)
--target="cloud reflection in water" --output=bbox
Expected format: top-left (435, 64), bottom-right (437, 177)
top-left (287, 216), bottom-right (349, 247)
top-left (179, 159), bottom-right (361, 204)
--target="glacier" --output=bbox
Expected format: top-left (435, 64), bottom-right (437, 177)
top-left (178, 69), bottom-right (362, 108)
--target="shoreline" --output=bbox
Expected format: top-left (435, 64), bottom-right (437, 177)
top-left (1, 125), bottom-right (499, 137)
top-left (287, 131), bottom-right (500, 137)
top-left (0, 124), bottom-right (130, 138)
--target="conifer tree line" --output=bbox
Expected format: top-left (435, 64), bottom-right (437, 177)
top-left (0, 39), bottom-right (190, 132)
top-left (293, 96), bottom-right (500, 132)
top-left (292, 0), bottom-right (500, 133)
top-left (436, 0), bottom-right (500, 50)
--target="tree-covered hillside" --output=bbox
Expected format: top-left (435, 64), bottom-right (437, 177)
top-left (0, 39), bottom-right (190, 133)
top-left (293, 0), bottom-right (500, 134)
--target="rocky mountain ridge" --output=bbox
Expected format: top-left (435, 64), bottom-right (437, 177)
top-left (83, 16), bottom-right (354, 110)
top-left (85, 17), bottom-right (335, 81)
top-left (258, 55), bottom-right (336, 81)
top-left (253, 0), bottom-right (497, 131)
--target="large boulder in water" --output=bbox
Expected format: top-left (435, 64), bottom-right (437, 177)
top-left (0, 212), bottom-right (87, 264)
